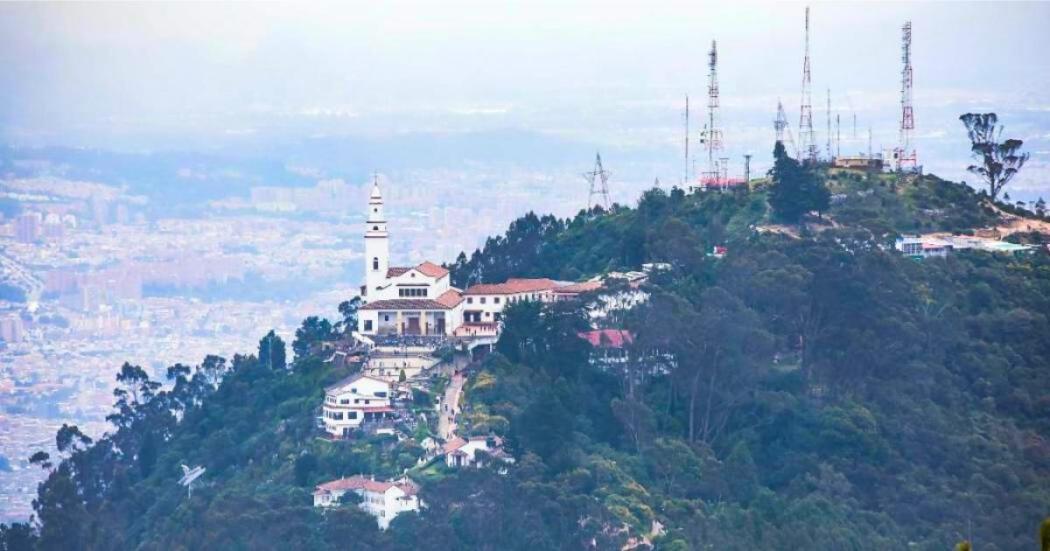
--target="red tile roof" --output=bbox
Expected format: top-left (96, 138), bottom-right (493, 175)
top-left (463, 278), bottom-right (559, 296)
top-left (416, 261), bottom-right (449, 278)
top-left (578, 329), bottom-right (634, 349)
top-left (387, 267), bottom-right (411, 278)
top-left (315, 475), bottom-right (393, 494)
top-left (555, 280), bottom-right (603, 294)
top-left (442, 436), bottom-right (467, 454)
top-left (435, 289), bottom-right (463, 308)
top-left (314, 475), bottom-right (417, 496)
top-left (360, 298), bottom-right (455, 311)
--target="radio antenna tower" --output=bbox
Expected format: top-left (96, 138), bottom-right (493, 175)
top-left (584, 152), bottom-right (611, 211)
top-left (799, 6), bottom-right (818, 163)
top-left (700, 40), bottom-right (724, 189)
top-left (895, 21), bottom-right (917, 172)
top-left (835, 114), bottom-right (841, 158)
top-left (683, 95), bottom-right (690, 186)
top-left (774, 99), bottom-right (798, 158)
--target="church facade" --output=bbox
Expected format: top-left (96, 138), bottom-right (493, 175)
top-left (356, 181), bottom-right (467, 337)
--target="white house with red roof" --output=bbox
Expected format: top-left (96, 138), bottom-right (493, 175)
top-left (313, 475), bottom-right (420, 529)
top-left (458, 278), bottom-right (560, 327)
top-left (322, 373), bottom-right (394, 437)
top-left (443, 435), bottom-right (512, 468)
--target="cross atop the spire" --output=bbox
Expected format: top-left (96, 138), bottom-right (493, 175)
top-left (370, 172), bottom-right (383, 201)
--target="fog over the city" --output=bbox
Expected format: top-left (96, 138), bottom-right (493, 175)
top-left (2, 1), bottom-right (1049, 196)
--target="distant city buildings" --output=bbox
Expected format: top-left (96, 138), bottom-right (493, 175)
top-left (0, 314), bottom-right (24, 343)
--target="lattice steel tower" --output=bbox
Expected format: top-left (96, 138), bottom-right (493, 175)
top-left (584, 152), bottom-right (611, 211)
top-left (895, 21), bottom-right (917, 171)
top-left (799, 6), bottom-right (818, 163)
top-left (700, 40), bottom-right (724, 188)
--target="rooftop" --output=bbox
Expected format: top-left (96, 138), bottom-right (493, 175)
top-left (463, 278), bottom-right (560, 296)
top-left (314, 475), bottom-right (418, 496)
top-left (579, 329), bottom-right (634, 349)
top-left (386, 261), bottom-right (449, 280)
top-left (415, 261), bottom-right (449, 278)
top-left (324, 372), bottom-right (390, 392)
top-left (360, 298), bottom-right (457, 311)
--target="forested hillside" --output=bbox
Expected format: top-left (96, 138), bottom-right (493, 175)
top-left (3, 169), bottom-right (1049, 550)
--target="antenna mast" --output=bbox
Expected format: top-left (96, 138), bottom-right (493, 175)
top-left (835, 114), bottom-right (841, 159)
top-left (799, 6), bottom-right (818, 163)
top-left (700, 40), bottom-right (724, 190)
top-left (584, 152), bottom-right (611, 211)
top-left (896, 21), bottom-right (917, 171)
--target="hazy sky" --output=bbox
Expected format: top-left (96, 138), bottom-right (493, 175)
top-left (2, 1), bottom-right (1049, 194)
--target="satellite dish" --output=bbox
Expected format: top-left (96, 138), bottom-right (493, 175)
top-left (178, 464), bottom-right (206, 497)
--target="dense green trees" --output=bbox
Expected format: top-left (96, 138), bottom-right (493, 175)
top-left (4, 166), bottom-right (1049, 550)
top-left (768, 141), bottom-right (830, 224)
top-left (258, 330), bottom-right (287, 370)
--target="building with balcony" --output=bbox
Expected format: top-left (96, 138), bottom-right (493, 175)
top-left (321, 374), bottom-right (394, 438)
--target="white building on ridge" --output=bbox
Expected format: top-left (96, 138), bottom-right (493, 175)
top-left (313, 475), bottom-right (420, 529)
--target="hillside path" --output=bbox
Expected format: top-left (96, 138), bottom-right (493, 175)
top-left (437, 354), bottom-right (470, 440)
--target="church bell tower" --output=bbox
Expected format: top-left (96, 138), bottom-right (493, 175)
top-left (363, 175), bottom-right (389, 299)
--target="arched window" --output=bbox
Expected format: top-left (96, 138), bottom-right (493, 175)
top-left (372, 257), bottom-right (379, 270)
top-left (373, 225), bottom-right (379, 231)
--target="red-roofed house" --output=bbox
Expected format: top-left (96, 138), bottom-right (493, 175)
top-left (443, 436), bottom-right (511, 468)
top-left (579, 329), bottom-right (635, 365)
top-left (459, 278), bottom-right (560, 324)
top-left (313, 475), bottom-right (420, 529)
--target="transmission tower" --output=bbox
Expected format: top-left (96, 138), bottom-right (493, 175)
top-left (895, 21), bottom-right (917, 172)
top-left (584, 152), bottom-right (611, 211)
top-left (774, 99), bottom-right (798, 158)
top-left (799, 6), bottom-right (818, 163)
top-left (699, 40), bottom-right (724, 190)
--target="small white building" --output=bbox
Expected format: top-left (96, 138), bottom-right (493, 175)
top-left (313, 475), bottom-right (420, 529)
top-left (896, 234), bottom-right (1034, 259)
top-left (443, 436), bottom-right (511, 469)
top-left (322, 374), bottom-right (395, 438)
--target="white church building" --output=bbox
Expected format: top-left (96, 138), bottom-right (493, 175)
top-left (353, 179), bottom-right (641, 340)
top-left (356, 182), bottom-right (468, 337)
